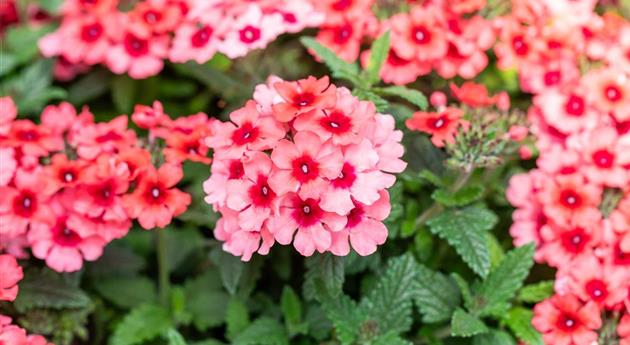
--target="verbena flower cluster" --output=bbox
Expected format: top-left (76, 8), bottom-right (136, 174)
top-left (502, 1), bottom-right (630, 344)
top-left (203, 76), bottom-right (406, 260)
top-left (0, 97), bottom-right (211, 273)
top-left (39, 0), bottom-right (322, 79)
top-left (0, 254), bottom-right (52, 345)
top-left (313, 0), bottom-right (496, 84)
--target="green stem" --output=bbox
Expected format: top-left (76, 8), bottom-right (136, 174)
top-left (156, 228), bottom-right (170, 307)
top-left (414, 164), bottom-right (475, 228)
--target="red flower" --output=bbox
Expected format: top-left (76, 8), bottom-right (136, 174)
top-left (406, 107), bottom-right (469, 147)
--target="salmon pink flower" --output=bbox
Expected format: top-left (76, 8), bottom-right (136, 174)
top-left (225, 152), bottom-right (279, 231)
top-left (539, 174), bottom-right (602, 228)
top-left (564, 256), bottom-right (627, 308)
top-left (219, 6), bottom-right (284, 59)
top-left (123, 164), bottom-right (191, 229)
top-left (388, 6), bottom-right (447, 61)
top-left (71, 115), bottom-right (136, 160)
top-left (213, 207), bottom-right (274, 262)
top-left (0, 169), bottom-right (55, 238)
top-left (314, 0), bottom-right (373, 23)
top-left (584, 68), bottom-right (630, 121)
top-left (329, 191), bottom-right (390, 256)
top-left (0, 96), bottom-right (17, 136)
top-left (106, 30), bottom-right (169, 79)
top-left (360, 114), bottom-right (407, 173)
top-left (204, 100), bottom-right (286, 159)
top-left (0, 254), bottom-right (22, 301)
top-left (532, 294), bottom-right (602, 345)
top-left (203, 159), bottom-right (245, 208)
top-left (320, 139), bottom-right (395, 215)
top-left (620, 313), bottom-right (630, 345)
top-left (127, 0), bottom-right (182, 37)
top-left (163, 128), bottom-right (211, 164)
top-left (268, 193), bottom-right (346, 256)
top-left (41, 102), bottom-right (78, 134)
top-left (131, 101), bottom-right (170, 130)
top-left (540, 222), bottom-right (601, 268)
top-left (293, 88), bottom-right (373, 145)
top-left (534, 90), bottom-right (598, 134)
top-left (45, 154), bottom-right (87, 193)
top-left (117, 147), bottom-right (152, 180)
top-left (576, 126), bottom-right (630, 187)
top-left (272, 76), bottom-right (337, 122)
top-left (315, 19), bottom-right (365, 62)
top-left (0, 148), bottom-right (16, 187)
top-left (269, 131), bottom-right (343, 198)
top-left (4, 120), bottom-right (63, 158)
top-left (169, 16), bottom-right (226, 64)
top-left (406, 108), bottom-right (469, 147)
top-left (28, 203), bottom-right (107, 273)
top-left (360, 48), bottom-right (430, 85)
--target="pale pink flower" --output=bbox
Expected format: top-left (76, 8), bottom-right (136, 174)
top-left (360, 114), bottom-right (407, 173)
top-left (169, 13), bottom-right (227, 64)
top-left (219, 6), bottom-right (284, 59)
top-left (575, 126), bottom-right (630, 187)
top-left (106, 30), bottom-right (169, 79)
top-left (203, 159), bottom-right (245, 208)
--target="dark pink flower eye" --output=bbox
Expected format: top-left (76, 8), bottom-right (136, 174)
top-left (411, 26), bottom-right (431, 44)
top-left (191, 25), bottom-right (213, 47)
top-left (239, 26), bottom-right (261, 44)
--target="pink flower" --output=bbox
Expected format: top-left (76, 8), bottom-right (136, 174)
top-left (0, 169), bottom-right (55, 238)
top-left (272, 76), bottom-right (337, 122)
top-left (203, 159), bottom-right (245, 208)
top-left (268, 193), bottom-right (346, 256)
top-left (0, 148), bottom-right (16, 187)
top-left (169, 13), bottom-right (226, 64)
top-left (329, 190), bottom-right (390, 256)
top-left (539, 222), bottom-right (600, 268)
top-left (45, 153), bottom-right (87, 193)
top-left (320, 139), bottom-right (395, 215)
top-left (131, 101), bottom-right (170, 129)
top-left (4, 120), bottom-right (63, 158)
top-left (0, 254), bottom-right (23, 301)
top-left (583, 68), bottom-right (630, 121)
top-left (225, 152), bottom-right (279, 231)
top-left (274, 0), bottom-right (323, 33)
top-left (534, 90), bottom-right (598, 135)
top-left (564, 256), bottom-right (627, 308)
top-left (214, 207), bottom-right (274, 262)
top-left (361, 114), bottom-right (407, 173)
top-left (406, 108), bottom-right (469, 147)
top-left (219, 6), bottom-right (284, 59)
top-left (269, 131), bottom-right (343, 198)
top-left (71, 115), bottom-right (136, 160)
top-left (387, 6), bottom-right (447, 61)
top-left (360, 49), bottom-right (430, 85)
top-left (41, 101), bottom-right (78, 134)
top-left (576, 126), bottom-right (630, 187)
top-left (123, 164), bottom-right (191, 229)
top-left (532, 294), bottom-right (602, 345)
top-left (0, 96), bottom-right (17, 136)
top-left (293, 87), bottom-right (372, 145)
top-left (619, 313), bottom-right (630, 345)
top-left (127, 0), bottom-right (183, 37)
top-left (539, 174), bottom-right (602, 228)
top-left (314, 0), bottom-right (373, 23)
top-left (106, 29), bottom-right (169, 79)
top-left (315, 18), bottom-right (365, 62)
top-left (28, 202), bottom-right (107, 273)
top-left (204, 100), bottom-right (286, 159)
top-left (164, 128), bottom-right (212, 164)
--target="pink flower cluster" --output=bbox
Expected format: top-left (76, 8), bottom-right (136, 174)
top-left (313, 0), bottom-right (495, 84)
top-left (0, 97), bottom-right (206, 273)
top-left (0, 254), bottom-right (51, 345)
top-left (39, 0), bottom-right (323, 79)
top-left (203, 75), bottom-right (406, 260)
top-left (502, 1), bottom-right (630, 344)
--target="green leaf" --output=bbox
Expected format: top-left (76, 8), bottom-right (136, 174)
top-left (166, 227), bottom-right (204, 273)
top-left (374, 85), bottom-right (428, 110)
top-left (503, 307), bottom-right (543, 345)
top-left (6, 24), bottom-right (55, 63)
top-left (517, 281), bottom-right (554, 303)
top-left (352, 88), bottom-right (389, 112)
top-left (111, 75), bottom-right (137, 114)
top-left (486, 233), bottom-right (505, 270)
top-left (232, 318), bottom-right (289, 345)
top-left (451, 273), bottom-right (474, 312)
top-left (14, 268), bottom-right (90, 312)
top-left (67, 69), bottom-right (112, 105)
top-left (361, 255), bottom-right (418, 335)
top-left (451, 309), bottom-right (488, 337)
top-left (166, 329), bottom-right (187, 345)
top-left (432, 185), bottom-right (485, 207)
top-left (320, 294), bottom-right (362, 345)
top-left (418, 169), bottom-right (445, 187)
top-left (110, 304), bottom-right (172, 345)
top-left (210, 247), bottom-right (245, 295)
top-left (472, 330), bottom-right (516, 345)
top-left (0, 52), bottom-right (18, 77)
top-left (226, 298), bottom-right (250, 340)
top-left (372, 331), bottom-right (413, 345)
top-left (304, 254), bottom-right (345, 299)
top-left (1, 59), bottom-right (66, 114)
top-left (427, 206), bottom-right (498, 277)
top-left (414, 264), bottom-right (461, 323)
top-left (300, 37), bottom-right (360, 83)
top-left (477, 244), bottom-right (535, 315)
top-left (281, 286), bottom-right (305, 336)
top-left (191, 340), bottom-right (225, 345)
top-left (36, 0), bottom-right (64, 13)
top-left (93, 276), bottom-right (157, 309)
top-left (185, 289), bottom-right (229, 331)
top-left (363, 31), bottom-right (390, 86)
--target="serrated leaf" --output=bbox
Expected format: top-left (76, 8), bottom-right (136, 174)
top-left (451, 273), bottom-right (474, 312)
top-left (414, 264), bottom-right (461, 323)
top-left (472, 330), bottom-right (516, 345)
top-left (6, 24), bottom-right (55, 63)
top-left (486, 233), bottom-right (505, 270)
top-left (361, 255), bottom-right (417, 335)
top-left (166, 329), bottom-right (187, 345)
top-left (427, 206), bottom-right (497, 277)
top-left (186, 290), bottom-right (229, 331)
top-left (111, 75), bottom-right (137, 114)
top-left (304, 254), bottom-right (345, 299)
top-left (352, 88), bottom-right (389, 112)
top-left (210, 247), bottom-right (245, 295)
top-left (477, 244), bottom-right (535, 315)
top-left (94, 276), bottom-right (157, 309)
top-left (320, 294), bottom-right (362, 345)
top-left (300, 37), bottom-right (360, 84)
top-left (232, 318), bottom-right (289, 345)
top-left (503, 307), bottom-right (543, 345)
top-left (226, 298), bottom-right (250, 340)
top-left (372, 331), bottom-right (413, 345)
top-left (14, 268), bottom-right (90, 312)
top-left (281, 286), bottom-right (304, 336)
top-left (432, 185), bottom-right (485, 207)
top-left (364, 31), bottom-right (390, 86)
top-left (451, 309), bottom-right (488, 337)
top-left (110, 304), bottom-right (172, 345)
top-left (517, 281), bottom-right (554, 303)
top-left (374, 85), bottom-right (428, 110)
top-left (0, 52), bottom-right (18, 77)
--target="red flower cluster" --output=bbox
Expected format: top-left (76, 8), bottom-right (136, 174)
top-left (0, 97), bottom-right (203, 273)
top-left (204, 75), bottom-right (406, 260)
top-left (39, 0), bottom-right (322, 79)
top-left (502, 1), bottom-right (630, 344)
top-left (313, 0), bottom-right (495, 84)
